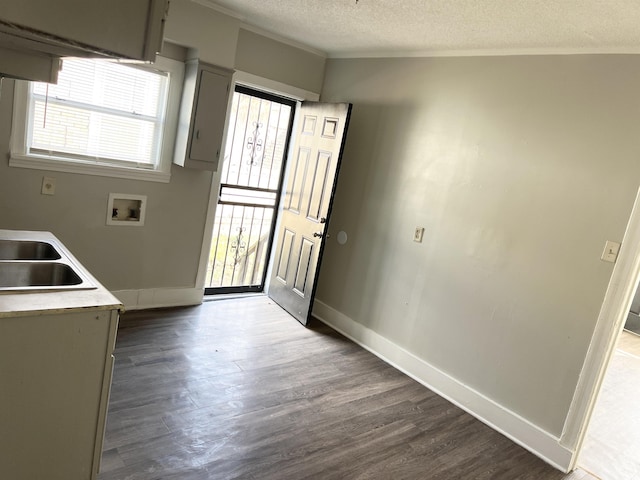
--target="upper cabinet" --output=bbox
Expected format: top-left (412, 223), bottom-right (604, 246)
top-left (0, 45), bottom-right (61, 83)
top-left (174, 61), bottom-right (233, 171)
top-left (0, 0), bottom-right (169, 82)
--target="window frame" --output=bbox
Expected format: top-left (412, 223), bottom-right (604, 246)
top-left (10, 55), bottom-right (184, 183)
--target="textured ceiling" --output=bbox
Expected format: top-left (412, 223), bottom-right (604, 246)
top-left (198, 0), bottom-right (640, 57)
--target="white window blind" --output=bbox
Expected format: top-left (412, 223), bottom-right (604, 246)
top-left (28, 59), bottom-right (169, 168)
top-left (10, 55), bottom-right (184, 183)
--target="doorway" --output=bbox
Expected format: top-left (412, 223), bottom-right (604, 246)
top-left (204, 86), bottom-right (296, 295)
top-left (578, 329), bottom-right (640, 479)
top-left (563, 187), bottom-right (640, 473)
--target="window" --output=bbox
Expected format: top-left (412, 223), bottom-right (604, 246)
top-left (10, 56), bottom-right (184, 182)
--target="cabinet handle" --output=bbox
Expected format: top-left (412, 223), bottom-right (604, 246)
top-left (195, 129), bottom-right (200, 140)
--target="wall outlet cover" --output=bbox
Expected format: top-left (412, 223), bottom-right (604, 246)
top-left (414, 227), bottom-right (425, 243)
top-left (601, 240), bottom-right (621, 263)
top-left (41, 176), bottom-right (56, 195)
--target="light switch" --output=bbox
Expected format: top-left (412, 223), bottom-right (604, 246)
top-left (41, 176), bottom-right (56, 195)
top-left (601, 240), bottom-right (620, 263)
top-left (414, 227), bottom-right (425, 243)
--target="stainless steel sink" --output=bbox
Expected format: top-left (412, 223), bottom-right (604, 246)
top-left (0, 240), bottom-right (61, 260)
top-left (0, 262), bottom-right (83, 289)
top-left (0, 231), bottom-right (97, 293)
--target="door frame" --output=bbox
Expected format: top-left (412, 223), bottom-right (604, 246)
top-left (204, 85), bottom-right (297, 295)
top-left (561, 186), bottom-right (640, 470)
top-left (195, 71), bottom-right (320, 294)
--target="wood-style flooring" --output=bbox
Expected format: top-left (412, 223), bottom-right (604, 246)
top-left (579, 330), bottom-right (640, 480)
top-left (98, 296), bottom-right (595, 480)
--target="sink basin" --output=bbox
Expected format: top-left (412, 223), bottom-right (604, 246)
top-left (0, 240), bottom-right (61, 260)
top-left (0, 231), bottom-right (102, 296)
top-left (0, 262), bottom-right (83, 289)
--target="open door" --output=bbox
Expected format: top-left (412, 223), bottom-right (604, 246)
top-left (268, 102), bottom-right (352, 325)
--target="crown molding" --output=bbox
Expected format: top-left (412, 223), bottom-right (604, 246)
top-left (328, 46), bottom-right (640, 59)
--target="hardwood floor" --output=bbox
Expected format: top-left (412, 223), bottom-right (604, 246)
top-left (98, 296), bottom-right (595, 480)
top-left (579, 330), bottom-right (640, 480)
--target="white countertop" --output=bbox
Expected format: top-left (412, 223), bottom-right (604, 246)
top-left (0, 229), bottom-right (123, 318)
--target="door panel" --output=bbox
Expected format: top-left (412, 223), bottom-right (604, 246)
top-left (307, 151), bottom-right (331, 221)
top-left (288, 147), bottom-right (310, 213)
top-left (293, 237), bottom-right (314, 294)
top-left (275, 229), bottom-right (295, 282)
top-left (268, 102), bottom-right (352, 325)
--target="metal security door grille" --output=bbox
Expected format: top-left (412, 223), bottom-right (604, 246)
top-left (205, 86), bottom-right (295, 294)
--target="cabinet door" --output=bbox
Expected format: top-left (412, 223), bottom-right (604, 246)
top-left (0, 310), bottom-right (117, 480)
top-left (189, 69), bottom-right (231, 164)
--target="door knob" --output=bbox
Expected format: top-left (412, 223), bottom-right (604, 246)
top-left (320, 217), bottom-right (327, 224)
top-left (313, 232), bottom-right (323, 238)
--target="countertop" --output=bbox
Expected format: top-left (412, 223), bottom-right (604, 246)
top-left (0, 229), bottom-right (123, 318)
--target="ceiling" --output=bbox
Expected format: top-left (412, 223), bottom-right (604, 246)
top-left (197, 0), bottom-right (640, 58)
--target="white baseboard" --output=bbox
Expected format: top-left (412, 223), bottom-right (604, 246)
top-left (112, 287), bottom-right (204, 311)
top-left (312, 300), bottom-right (573, 472)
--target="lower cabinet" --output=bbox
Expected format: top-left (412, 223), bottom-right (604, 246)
top-left (0, 308), bottom-right (120, 480)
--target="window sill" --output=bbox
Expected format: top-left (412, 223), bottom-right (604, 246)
top-left (9, 154), bottom-right (171, 183)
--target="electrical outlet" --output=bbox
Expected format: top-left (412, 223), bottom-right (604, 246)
top-left (41, 176), bottom-right (56, 195)
top-left (414, 227), bottom-right (425, 243)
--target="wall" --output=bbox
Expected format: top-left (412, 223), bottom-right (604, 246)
top-left (0, 80), bottom-right (213, 293)
top-left (235, 29), bottom-right (326, 94)
top-left (0, 0), bottom-right (326, 307)
top-left (164, 0), bottom-right (240, 69)
top-left (316, 55), bottom-right (640, 448)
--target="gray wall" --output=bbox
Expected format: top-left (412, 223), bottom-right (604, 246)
top-left (317, 55), bottom-right (640, 437)
top-left (164, 0), bottom-right (240, 69)
top-left (0, 0), bottom-right (326, 292)
top-left (235, 29), bottom-right (326, 93)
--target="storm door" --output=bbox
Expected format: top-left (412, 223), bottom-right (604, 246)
top-left (205, 86), bottom-right (295, 294)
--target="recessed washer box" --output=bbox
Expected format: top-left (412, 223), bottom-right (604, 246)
top-left (107, 193), bottom-right (147, 226)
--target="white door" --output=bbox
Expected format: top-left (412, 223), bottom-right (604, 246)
top-left (268, 102), bottom-right (352, 325)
